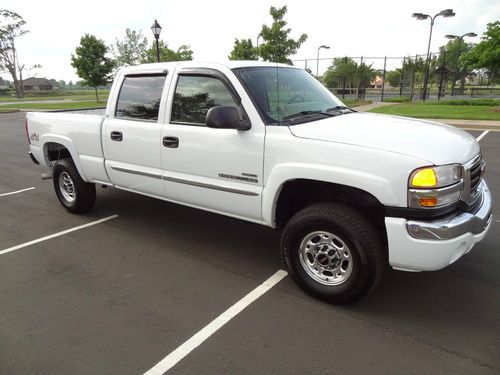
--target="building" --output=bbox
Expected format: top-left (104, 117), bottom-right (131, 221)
top-left (22, 77), bottom-right (54, 91)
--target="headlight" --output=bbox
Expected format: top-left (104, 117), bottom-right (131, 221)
top-left (410, 164), bottom-right (461, 188)
top-left (408, 164), bottom-right (463, 208)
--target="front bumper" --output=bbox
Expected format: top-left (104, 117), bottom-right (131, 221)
top-left (386, 180), bottom-right (492, 272)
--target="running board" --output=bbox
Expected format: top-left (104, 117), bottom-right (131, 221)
top-left (41, 172), bottom-right (52, 180)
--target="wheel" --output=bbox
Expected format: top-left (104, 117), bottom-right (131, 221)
top-left (52, 158), bottom-right (96, 214)
top-left (281, 202), bottom-right (385, 304)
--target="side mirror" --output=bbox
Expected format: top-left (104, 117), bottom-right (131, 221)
top-left (206, 106), bottom-right (251, 130)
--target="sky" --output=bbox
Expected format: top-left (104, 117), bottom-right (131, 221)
top-left (1, 0), bottom-right (498, 83)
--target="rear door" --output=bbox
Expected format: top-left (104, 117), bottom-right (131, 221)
top-left (160, 67), bottom-right (265, 223)
top-left (103, 71), bottom-right (170, 197)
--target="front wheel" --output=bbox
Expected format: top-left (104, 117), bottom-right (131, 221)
top-left (281, 203), bottom-right (385, 304)
top-left (52, 159), bottom-right (96, 214)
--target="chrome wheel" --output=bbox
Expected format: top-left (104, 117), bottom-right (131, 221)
top-left (299, 231), bottom-right (353, 286)
top-left (58, 171), bottom-right (76, 203)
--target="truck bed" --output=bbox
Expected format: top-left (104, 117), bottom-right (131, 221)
top-left (26, 111), bottom-right (108, 183)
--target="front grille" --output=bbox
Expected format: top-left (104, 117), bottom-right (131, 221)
top-left (462, 154), bottom-right (483, 206)
top-left (469, 158), bottom-right (482, 196)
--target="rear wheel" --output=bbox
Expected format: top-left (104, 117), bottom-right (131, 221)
top-left (281, 202), bottom-right (385, 304)
top-left (52, 159), bottom-right (96, 214)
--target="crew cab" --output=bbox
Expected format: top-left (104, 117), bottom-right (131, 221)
top-left (26, 61), bottom-right (492, 303)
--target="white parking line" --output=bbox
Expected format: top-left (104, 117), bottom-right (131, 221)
top-left (0, 187), bottom-right (35, 197)
top-left (476, 130), bottom-right (490, 142)
top-left (144, 269), bottom-right (288, 375)
top-left (0, 215), bottom-right (118, 256)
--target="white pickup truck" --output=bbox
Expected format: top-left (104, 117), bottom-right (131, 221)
top-left (26, 61), bottom-right (492, 303)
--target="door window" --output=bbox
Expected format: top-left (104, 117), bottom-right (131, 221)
top-left (171, 75), bottom-right (238, 125)
top-left (115, 75), bottom-right (167, 121)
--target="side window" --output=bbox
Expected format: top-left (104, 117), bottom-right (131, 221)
top-left (115, 75), bottom-right (166, 121)
top-left (171, 75), bottom-right (238, 124)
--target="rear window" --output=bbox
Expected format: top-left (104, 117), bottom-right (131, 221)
top-left (115, 75), bottom-right (166, 121)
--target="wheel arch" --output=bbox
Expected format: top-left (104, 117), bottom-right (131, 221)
top-left (269, 178), bottom-right (388, 246)
top-left (41, 135), bottom-right (88, 181)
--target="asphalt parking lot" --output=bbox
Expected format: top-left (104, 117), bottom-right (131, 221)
top-left (1, 111), bottom-right (499, 375)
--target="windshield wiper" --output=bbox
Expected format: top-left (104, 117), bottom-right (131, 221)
top-left (282, 110), bottom-right (338, 121)
top-left (327, 105), bottom-right (356, 113)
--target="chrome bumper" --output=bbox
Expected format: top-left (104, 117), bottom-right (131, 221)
top-left (406, 180), bottom-right (492, 240)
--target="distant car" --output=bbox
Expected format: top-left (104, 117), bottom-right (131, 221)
top-left (26, 61), bottom-right (492, 303)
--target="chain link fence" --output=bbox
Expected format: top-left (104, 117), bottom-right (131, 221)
top-left (293, 53), bottom-right (499, 102)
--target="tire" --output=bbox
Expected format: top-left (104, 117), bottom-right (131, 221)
top-left (52, 158), bottom-right (96, 214)
top-left (281, 202), bottom-right (385, 304)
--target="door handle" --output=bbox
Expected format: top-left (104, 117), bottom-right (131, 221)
top-left (163, 136), bottom-right (179, 148)
top-left (110, 131), bottom-right (123, 141)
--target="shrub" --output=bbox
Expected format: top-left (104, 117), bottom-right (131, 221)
top-left (384, 97), bottom-right (411, 103)
top-left (436, 99), bottom-right (499, 106)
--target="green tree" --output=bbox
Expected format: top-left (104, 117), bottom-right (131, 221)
top-left (323, 58), bottom-right (358, 89)
top-left (463, 21), bottom-right (499, 84)
top-left (259, 6), bottom-right (307, 63)
top-left (228, 38), bottom-right (258, 60)
top-left (112, 28), bottom-right (148, 67)
top-left (71, 34), bottom-right (114, 101)
top-left (434, 39), bottom-right (474, 94)
top-left (141, 40), bottom-right (193, 63)
top-left (0, 9), bottom-right (28, 97)
top-left (386, 70), bottom-right (402, 88)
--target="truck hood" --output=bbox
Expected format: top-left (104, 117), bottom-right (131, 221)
top-left (288, 112), bottom-right (480, 165)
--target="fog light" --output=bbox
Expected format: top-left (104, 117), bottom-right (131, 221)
top-left (419, 197), bottom-right (438, 207)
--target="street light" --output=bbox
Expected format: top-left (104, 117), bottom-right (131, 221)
top-left (412, 9), bottom-right (455, 100)
top-left (256, 33), bottom-right (262, 49)
top-left (445, 32), bottom-right (477, 95)
top-left (317, 45), bottom-right (330, 79)
top-left (151, 19), bottom-right (162, 63)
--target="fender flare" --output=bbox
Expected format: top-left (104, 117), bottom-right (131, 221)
top-left (40, 134), bottom-right (89, 182)
top-left (262, 163), bottom-right (400, 227)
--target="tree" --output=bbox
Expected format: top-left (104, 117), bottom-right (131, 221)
top-left (0, 9), bottom-right (28, 97)
top-left (259, 6), bottom-right (307, 63)
top-left (111, 28), bottom-right (148, 67)
top-left (434, 39), bottom-right (474, 94)
top-left (463, 21), bottom-right (499, 84)
top-left (141, 41), bottom-right (193, 63)
top-left (323, 58), bottom-right (358, 89)
top-left (386, 70), bottom-right (402, 88)
top-left (228, 38), bottom-right (258, 60)
top-left (71, 34), bottom-right (114, 101)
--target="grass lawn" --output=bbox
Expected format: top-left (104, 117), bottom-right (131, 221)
top-left (343, 99), bottom-right (372, 108)
top-left (0, 90), bottom-right (110, 102)
top-left (369, 103), bottom-right (500, 121)
top-left (0, 108), bottom-right (19, 113)
top-left (0, 101), bottom-right (106, 110)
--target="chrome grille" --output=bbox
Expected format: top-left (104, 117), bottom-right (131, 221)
top-left (470, 159), bottom-right (482, 195)
top-left (462, 154), bottom-right (482, 204)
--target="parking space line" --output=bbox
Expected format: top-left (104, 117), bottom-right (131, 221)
top-left (144, 269), bottom-right (288, 375)
top-left (0, 215), bottom-right (119, 256)
top-left (0, 187), bottom-right (35, 197)
top-left (476, 130), bottom-right (489, 142)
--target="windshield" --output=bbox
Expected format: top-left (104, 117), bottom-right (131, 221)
top-left (234, 66), bottom-right (346, 124)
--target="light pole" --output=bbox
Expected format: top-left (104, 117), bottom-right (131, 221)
top-left (316, 45), bottom-right (330, 79)
top-left (256, 33), bottom-right (262, 49)
top-left (256, 33), bottom-right (262, 61)
top-left (151, 19), bottom-right (162, 63)
top-left (412, 9), bottom-right (455, 100)
top-left (445, 32), bottom-right (477, 95)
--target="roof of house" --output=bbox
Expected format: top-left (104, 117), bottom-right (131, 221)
top-left (23, 77), bottom-right (53, 86)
